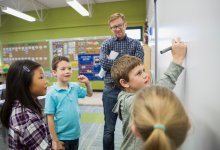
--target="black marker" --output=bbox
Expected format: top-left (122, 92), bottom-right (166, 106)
top-left (160, 46), bottom-right (172, 54)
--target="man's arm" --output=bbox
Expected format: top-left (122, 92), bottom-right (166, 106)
top-left (100, 41), bottom-right (114, 71)
top-left (134, 41), bottom-right (144, 62)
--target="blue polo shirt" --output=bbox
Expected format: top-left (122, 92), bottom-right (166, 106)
top-left (44, 82), bottom-right (86, 140)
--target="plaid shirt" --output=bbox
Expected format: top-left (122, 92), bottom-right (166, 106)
top-left (8, 100), bottom-right (52, 150)
top-left (100, 35), bottom-right (144, 83)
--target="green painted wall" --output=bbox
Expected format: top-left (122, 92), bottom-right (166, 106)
top-left (0, 41), bottom-right (2, 66)
top-left (0, 0), bottom-right (146, 89)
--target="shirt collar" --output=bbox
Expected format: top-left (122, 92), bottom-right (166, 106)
top-left (113, 34), bottom-right (128, 41)
top-left (14, 100), bottom-right (21, 106)
top-left (54, 82), bottom-right (73, 92)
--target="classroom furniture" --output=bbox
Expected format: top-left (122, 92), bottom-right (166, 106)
top-left (0, 72), bottom-right (6, 84)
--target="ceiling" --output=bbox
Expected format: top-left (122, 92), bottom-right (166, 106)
top-left (0, 0), bottom-right (126, 12)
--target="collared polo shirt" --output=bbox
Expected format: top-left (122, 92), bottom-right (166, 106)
top-left (44, 82), bottom-right (86, 140)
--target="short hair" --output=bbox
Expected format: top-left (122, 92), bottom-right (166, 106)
top-left (108, 13), bottom-right (126, 25)
top-left (111, 55), bottom-right (142, 89)
top-left (131, 86), bottom-right (190, 150)
top-left (52, 56), bottom-right (70, 70)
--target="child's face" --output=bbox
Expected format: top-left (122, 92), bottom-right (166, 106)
top-left (126, 64), bottom-right (150, 92)
top-left (53, 60), bottom-right (72, 83)
top-left (30, 67), bottom-right (47, 98)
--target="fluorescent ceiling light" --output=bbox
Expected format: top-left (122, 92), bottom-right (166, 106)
top-left (1, 6), bottom-right (36, 22)
top-left (66, 0), bottom-right (89, 16)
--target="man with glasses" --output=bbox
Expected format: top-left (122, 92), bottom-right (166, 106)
top-left (100, 13), bottom-right (144, 150)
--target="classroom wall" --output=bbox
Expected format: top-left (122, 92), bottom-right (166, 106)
top-left (0, 41), bottom-right (2, 66)
top-left (149, 0), bottom-right (220, 149)
top-left (0, 0), bottom-right (146, 89)
top-left (0, 0), bottom-right (146, 43)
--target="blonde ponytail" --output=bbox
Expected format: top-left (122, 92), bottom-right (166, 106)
top-left (143, 128), bottom-right (172, 150)
top-left (131, 86), bottom-right (190, 150)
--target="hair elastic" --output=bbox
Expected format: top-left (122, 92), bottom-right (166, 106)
top-left (153, 124), bottom-right (166, 131)
top-left (23, 66), bottom-right (30, 72)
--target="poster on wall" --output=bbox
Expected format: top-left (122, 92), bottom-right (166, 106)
top-left (50, 36), bottom-right (109, 59)
top-left (50, 36), bottom-right (110, 80)
top-left (2, 41), bottom-right (50, 69)
top-left (78, 54), bottom-right (102, 81)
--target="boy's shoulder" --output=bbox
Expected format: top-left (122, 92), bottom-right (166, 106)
top-left (113, 91), bottom-right (134, 113)
top-left (68, 82), bottom-right (79, 88)
top-left (119, 91), bottom-right (135, 110)
top-left (46, 85), bottom-right (57, 95)
top-left (48, 82), bottom-right (79, 92)
top-left (118, 90), bottom-right (134, 101)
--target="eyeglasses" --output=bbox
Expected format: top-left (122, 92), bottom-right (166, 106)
top-left (110, 23), bottom-right (124, 30)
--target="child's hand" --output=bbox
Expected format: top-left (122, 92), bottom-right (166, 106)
top-left (78, 75), bottom-right (90, 85)
top-left (52, 140), bottom-right (64, 150)
top-left (78, 75), bottom-right (93, 97)
top-left (171, 37), bottom-right (187, 65)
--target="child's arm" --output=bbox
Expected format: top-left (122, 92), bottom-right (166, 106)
top-left (47, 114), bottom-right (64, 150)
top-left (156, 38), bottom-right (187, 90)
top-left (171, 37), bottom-right (187, 65)
top-left (85, 82), bottom-right (93, 97)
top-left (78, 75), bottom-right (93, 97)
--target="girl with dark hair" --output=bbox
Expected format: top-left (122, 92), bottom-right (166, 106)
top-left (0, 60), bottom-right (52, 149)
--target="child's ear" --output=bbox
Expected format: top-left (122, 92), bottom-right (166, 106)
top-left (131, 124), bottom-right (142, 138)
top-left (52, 70), bottom-right (57, 77)
top-left (119, 79), bottom-right (129, 88)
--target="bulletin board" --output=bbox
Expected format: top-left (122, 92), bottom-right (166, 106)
top-left (50, 36), bottom-right (110, 80)
top-left (2, 41), bottom-right (50, 69)
top-left (50, 36), bottom-right (110, 62)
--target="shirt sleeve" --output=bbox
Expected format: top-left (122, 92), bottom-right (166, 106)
top-left (22, 116), bottom-right (51, 149)
top-left (134, 40), bottom-right (144, 62)
top-left (156, 62), bottom-right (184, 90)
top-left (100, 40), bottom-right (114, 71)
top-left (77, 85), bottom-right (87, 98)
top-left (44, 93), bottom-right (56, 114)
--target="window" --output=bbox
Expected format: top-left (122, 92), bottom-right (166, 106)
top-left (125, 26), bottom-right (143, 41)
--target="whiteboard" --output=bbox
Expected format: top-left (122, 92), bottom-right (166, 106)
top-left (149, 0), bottom-right (220, 149)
